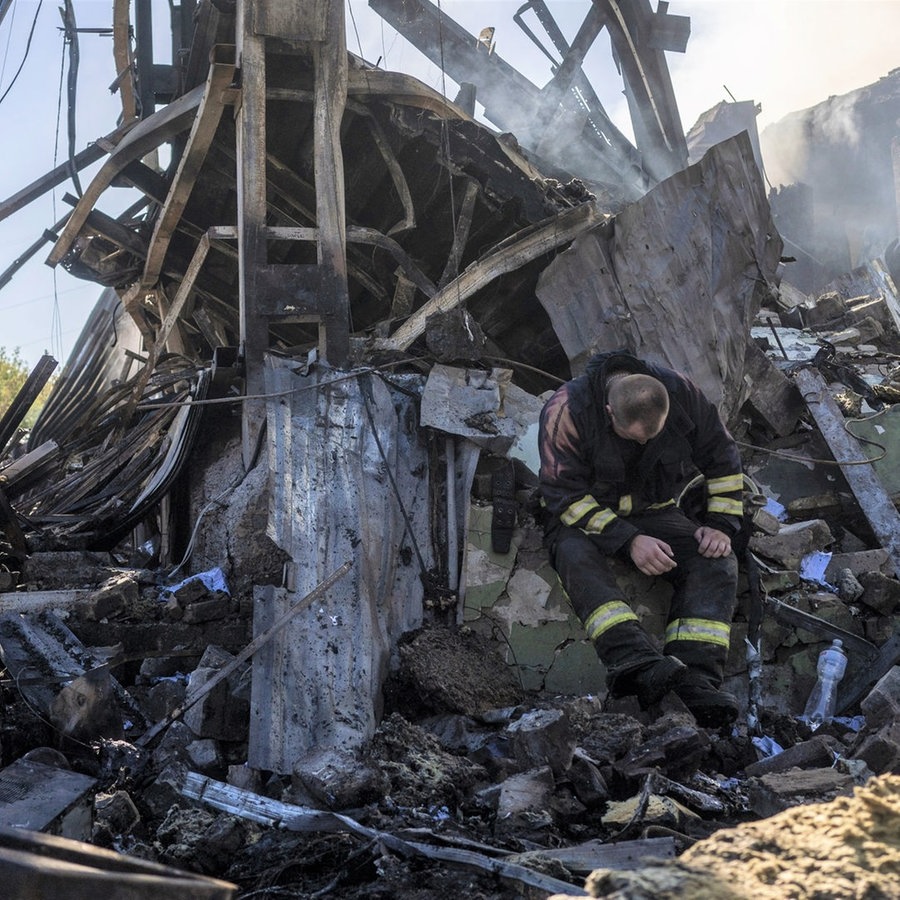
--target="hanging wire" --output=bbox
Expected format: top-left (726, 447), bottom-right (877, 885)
top-left (49, 18), bottom-right (67, 363)
top-left (347, 0), bottom-right (364, 59)
top-left (0, 0), bottom-right (17, 85)
top-left (0, 0), bottom-right (42, 107)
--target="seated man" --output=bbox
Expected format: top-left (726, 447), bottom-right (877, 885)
top-left (538, 349), bottom-right (744, 726)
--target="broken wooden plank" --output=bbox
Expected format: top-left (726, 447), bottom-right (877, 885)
top-left (183, 772), bottom-right (589, 896)
top-left (0, 354), bottom-right (57, 455)
top-left (140, 47), bottom-right (236, 288)
top-left (46, 83), bottom-right (208, 267)
top-left (794, 367), bottom-right (900, 575)
top-left (510, 836), bottom-right (676, 875)
top-left (0, 122), bottom-right (131, 225)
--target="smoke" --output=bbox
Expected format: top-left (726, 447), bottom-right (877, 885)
top-left (669, 1), bottom-right (900, 133)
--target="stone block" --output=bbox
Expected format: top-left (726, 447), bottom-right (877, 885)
top-left (746, 768), bottom-right (855, 817)
top-left (567, 750), bottom-right (609, 807)
top-left (850, 721), bottom-right (900, 774)
top-left (505, 708), bottom-right (575, 777)
top-left (824, 550), bottom-right (893, 581)
top-left (744, 734), bottom-right (842, 777)
top-left (858, 571), bottom-right (900, 616)
top-left (145, 678), bottom-right (187, 722)
top-left (182, 647), bottom-right (250, 741)
top-left (186, 739), bottom-right (222, 772)
top-left (749, 519), bottom-right (834, 569)
top-left (495, 765), bottom-right (555, 821)
top-left (77, 573), bottom-right (138, 621)
top-left (182, 593), bottom-right (231, 624)
top-left (292, 747), bottom-right (390, 810)
top-left (860, 666), bottom-right (900, 731)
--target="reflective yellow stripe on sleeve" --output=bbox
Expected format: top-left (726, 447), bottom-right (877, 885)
top-left (585, 508), bottom-right (617, 533)
top-left (561, 495), bottom-right (618, 534)
top-left (585, 601), bottom-right (639, 641)
top-left (707, 496), bottom-right (743, 516)
top-left (664, 617), bottom-right (731, 649)
top-left (561, 495), bottom-right (599, 526)
top-left (706, 474), bottom-right (744, 494)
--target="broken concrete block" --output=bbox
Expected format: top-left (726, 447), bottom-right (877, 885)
top-left (495, 765), bottom-right (556, 827)
top-left (227, 763), bottom-right (262, 794)
top-left (793, 593), bottom-right (864, 643)
top-left (834, 568), bottom-right (864, 603)
top-left (77, 572), bottom-right (138, 621)
top-left (145, 678), bottom-right (187, 722)
top-left (849, 721), bottom-right (900, 774)
top-left (141, 760), bottom-right (192, 820)
top-left (505, 708), bottom-right (575, 777)
top-left (151, 721), bottom-right (196, 770)
top-left (181, 593), bottom-right (231, 624)
top-left (20, 551), bottom-right (115, 590)
top-left (858, 571), bottom-right (900, 615)
top-left (749, 519), bottom-right (834, 569)
top-left (860, 667), bottom-right (900, 731)
top-left (786, 494), bottom-right (843, 520)
top-left (567, 750), bottom-right (609, 807)
top-left (186, 739), bottom-right (222, 772)
top-left (579, 713), bottom-right (645, 766)
top-left (744, 734), bottom-right (842, 777)
top-left (824, 550), bottom-right (894, 581)
top-left (746, 768), bottom-right (855, 817)
top-left (182, 646), bottom-right (250, 741)
top-left (292, 747), bottom-right (390, 810)
top-left (93, 789), bottom-right (140, 840)
top-left (614, 723), bottom-right (710, 782)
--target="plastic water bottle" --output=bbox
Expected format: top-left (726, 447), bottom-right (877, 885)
top-left (801, 639), bottom-right (848, 730)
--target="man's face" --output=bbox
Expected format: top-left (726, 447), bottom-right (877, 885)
top-left (606, 405), bottom-right (667, 445)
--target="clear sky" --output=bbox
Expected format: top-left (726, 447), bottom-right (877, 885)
top-left (1, 0), bottom-right (898, 372)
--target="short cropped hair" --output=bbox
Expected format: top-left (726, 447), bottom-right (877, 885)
top-left (607, 374), bottom-right (669, 427)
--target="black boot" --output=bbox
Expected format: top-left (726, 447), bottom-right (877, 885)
top-left (673, 673), bottom-right (739, 727)
top-left (611, 656), bottom-right (688, 709)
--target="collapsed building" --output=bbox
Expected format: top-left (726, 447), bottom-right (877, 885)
top-left (1, 1), bottom-right (900, 897)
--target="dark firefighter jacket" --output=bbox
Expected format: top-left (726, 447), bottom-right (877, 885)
top-left (538, 350), bottom-right (744, 555)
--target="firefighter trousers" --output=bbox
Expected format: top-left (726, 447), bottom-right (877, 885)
top-left (548, 508), bottom-right (738, 693)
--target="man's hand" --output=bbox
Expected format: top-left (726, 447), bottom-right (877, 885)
top-left (694, 525), bottom-right (731, 558)
top-left (629, 534), bottom-right (677, 575)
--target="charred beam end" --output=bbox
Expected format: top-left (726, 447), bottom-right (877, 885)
top-left (0, 354), bottom-right (58, 455)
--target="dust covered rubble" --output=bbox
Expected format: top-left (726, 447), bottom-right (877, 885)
top-left (2, 552), bottom-right (900, 897)
top-left (5, 281), bottom-right (900, 894)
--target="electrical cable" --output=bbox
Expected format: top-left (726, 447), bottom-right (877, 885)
top-left (61, 0), bottom-right (82, 197)
top-left (0, 0), bottom-right (42, 108)
top-left (0, 0), bottom-right (16, 85)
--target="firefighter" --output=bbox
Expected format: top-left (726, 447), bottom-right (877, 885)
top-left (538, 349), bottom-right (743, 726)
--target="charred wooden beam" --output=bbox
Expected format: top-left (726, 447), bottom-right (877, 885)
top-left (140, 46), bottom-right (237, 288)
top-left (0, 355), bottom-right (57, 455)
top-left (46, 83), bottom-right (208, 268)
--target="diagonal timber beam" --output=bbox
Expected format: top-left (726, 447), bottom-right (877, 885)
top-left (46, 83), bottom-right (209, 268)
top-left (140, 46), bottom-right (237, 287)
